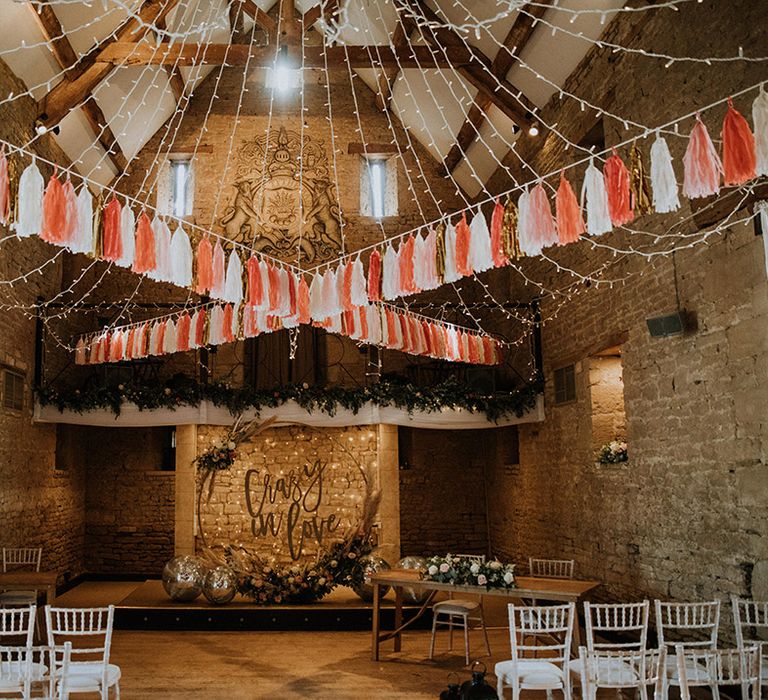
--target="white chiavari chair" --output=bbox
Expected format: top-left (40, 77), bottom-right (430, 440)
top-left (0, 548), bottom-right (43, 607)
top-left (578, 646), bottom-right (666, 700)
top-left (732, 596), bottom-right (768, 685)
top-left (676, 644), bottom-right (762, 700)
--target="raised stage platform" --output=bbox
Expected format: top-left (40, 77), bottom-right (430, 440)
top-left (115, 580), bottom-right (432, 632)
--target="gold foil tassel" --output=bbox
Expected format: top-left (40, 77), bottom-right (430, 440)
top-left (630, 143), bottom-right (653, 217)
top-left (502, 196), bottom-right (523, 260)
top-left (434, 221), bottom-right (446, 283)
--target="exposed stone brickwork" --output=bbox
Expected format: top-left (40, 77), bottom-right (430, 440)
top-left (0, 59), bottom-right (85, 584)
top-left (483, 0), bottom-right (767, 630)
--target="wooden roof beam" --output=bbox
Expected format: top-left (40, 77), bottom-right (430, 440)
top-left (38, 0), bottom-right (181, 128)
top-left (29, 0), bottom-right (127, 173)
top-left (442, 1), bottom-right (550, 173)
top-left (94, 42), bottom-right (474, 67)
top-left (374, 12), bottom-right (418, 112)
top-left (408, 0), bottom-right (532, 129)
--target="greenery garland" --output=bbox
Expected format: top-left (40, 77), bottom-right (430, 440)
top-left (37, 374), bottom-right (542, 422)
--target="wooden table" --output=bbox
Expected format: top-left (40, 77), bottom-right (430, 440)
top-left (0, 571), bottom-right (58, 605)
top-left (369, 570), bottom-right (601, 661)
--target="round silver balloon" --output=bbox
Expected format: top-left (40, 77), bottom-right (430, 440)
top-left (352, 555), bottom-right (391, 602)
top-left (162, 555), bottom-right (207, 602)
top-left (202, 566), bottom-right (237, 605)
top-left (396, 556), bottom-right (431, 604)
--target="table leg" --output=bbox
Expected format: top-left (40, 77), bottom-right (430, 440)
top-left (394, 586), bottom-right (403, 653)
top-left (372, 583), bottom-right (381, 661)
top-left (46, 583), bottom-right (55, 605)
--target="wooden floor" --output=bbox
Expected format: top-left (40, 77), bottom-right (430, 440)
top-left (56, 581), bottom-right (516, 699)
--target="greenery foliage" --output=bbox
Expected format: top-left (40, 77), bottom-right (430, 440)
top-left (424, 553), bottom-right (516, 590)
top-left (38, 374), bottom-right (543, 422)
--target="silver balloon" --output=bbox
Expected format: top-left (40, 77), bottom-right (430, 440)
top-left (203, 566), bottom-right (237, 605)
top-left (396, 556), bottom-right (431, 604)
top-left (352, 555), bottom-right (391, 602)
top-left (162, 555), bottom-right (206, 602)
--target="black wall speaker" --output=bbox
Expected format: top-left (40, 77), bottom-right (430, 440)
top-left (646, 311), bottom-right (686, 337)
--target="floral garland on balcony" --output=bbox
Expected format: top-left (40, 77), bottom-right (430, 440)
top-left (37, 374), bottom-right (543, 422)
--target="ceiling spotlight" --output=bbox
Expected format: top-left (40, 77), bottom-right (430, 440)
top-left (265, 45), bottom-right (302, 94)
top-left (528, 124), bottom-right (540, 137)
top-left (35, 122), bottom-right (48, 136)
top-left (34, 114), bottom-right (59, 136)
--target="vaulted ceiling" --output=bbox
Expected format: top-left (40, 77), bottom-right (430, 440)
top-left (0, 0), bottom-right (624, 196)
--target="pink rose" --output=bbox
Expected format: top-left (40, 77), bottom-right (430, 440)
top-left (439, 562), bottom-right (450, 573)
top-left (477, 574), bottom-right (487, 586)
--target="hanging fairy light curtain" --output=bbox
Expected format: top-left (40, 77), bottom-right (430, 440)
top-left (73, 300), bottom-right (503, 367)
top-left (2, 83), bottom-right (766, 367)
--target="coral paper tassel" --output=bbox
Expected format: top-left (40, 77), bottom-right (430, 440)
top-left (722, 98), bottom-right (757, 186)
top-left (342, 260), bottom-right (354, 311)
top-left (367, 249), bottom-right (382, 301)
top-left (247, 255), bottom-right (263, 306)
top-left (555, 172), bottom-right (585, 245)
top-left (132, 212), bottom-right (156, 273)
top-left (41, 171), bottom-right (67, 243)
top-left (176, 314), bottom-right (191, 352)
top-left (210, 242), bottom-right (226, 298)
top-left (603, 149), bottom-right (634, 226)
top-left (455, 213), bottom-right (472, 277)
top-left (399, 236), bottom-right (418, 295)
top-left (62, 179), bottom-right (78, 243)
top-left (101, 197), bottom-right (123, 260)
top-left (490, 199), bottom-right (508, 267)
top-left (298, 276), bottom-right (311, 324)
top-left (196, 236), bottom-right (214, 293)
top-left (0, 148), bottom-right (9, 226)
top-left (683, 115), bottom-right (722, 199)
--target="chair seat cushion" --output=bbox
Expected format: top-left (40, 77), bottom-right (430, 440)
top-left (495, 659), bottom-right (565, 689)
top-left (665, 656), bottom-right (713, 684)
top-left (0, 661), bottom-right (47, 681)
top-left (570, 657), bottom-right (641, 685)
top-left (60, 662), bottom-right (121, 690)
top-left (433, 600), bottom-right (480, 614)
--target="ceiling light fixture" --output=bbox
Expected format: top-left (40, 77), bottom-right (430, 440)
top-left (528, 124), bottom-right (540, 136)
top-left (265, 45), bottom-right (302, 94)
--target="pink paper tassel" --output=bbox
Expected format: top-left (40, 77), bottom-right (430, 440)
top-left (683, 115), bottom-right (722, 199)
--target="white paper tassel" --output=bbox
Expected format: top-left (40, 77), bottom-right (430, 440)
top-left (517, 188), bottom-right (531, 252)
top-left (382, 244), bottom-right (399, 299)
top-left (413, 233), bottom-right (427, 291)
top-left (278, 268), bottom-right (291, 317)
top-left (168, 225), bottom-right (192, 286)
top-left (581, 159), bottom-right (613, 236)
top-left (650, 135), bottom-right (681, 213)
top-left (150, 217), bottom-right (172, 281)
top-left (163, 320), bottom-right (177, 354)
top-left (224, 250), bottom-right (243, 304)
top-left (309, 272), bottom-right (323, 320)
top-left (753, 88), bottom-right (768, 177)
top-left (116, 203), bottom-right (135, 267)
top-left (70, 186), bottom-right (93, 254)
top-left (366, 305), bottom-right (382, 345)
top-left (350, 256), bottom-right (367, 307)
top-left (443, 223), bottom-right (460, 283)
top-left (209, 306), bottom-right (225, 345)
top-left (469, 209), bottom-right (494, 272)
top-left (324, 269), bottom-right (341, 317)
top-left (759, 201), bottom-right (768, 279)
top-left (15, 159), bottom-right (44, 237)
top-left (75, 338), bottom-right (87, 365)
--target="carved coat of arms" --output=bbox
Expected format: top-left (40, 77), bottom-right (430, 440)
top-left (220, 127), bottom-right (343, 263)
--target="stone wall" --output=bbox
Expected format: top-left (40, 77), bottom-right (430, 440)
top-left (484, 0), bottom-right (768, 618)
top-left (66, 426), bottom-right (176, 575)
top-left (0, 58), bottom-right (85, 584)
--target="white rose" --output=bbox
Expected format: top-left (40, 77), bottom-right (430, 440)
top-left (503, 572), bottom-right (514, 584)
top-left (470, 563), bottom-right (480, 575)
top-left (428, 565), bottom-right (438, 576)
top-left (228, 441), bottom-right (236, 449)
top-left (489, 561), bottom-right (502, 570)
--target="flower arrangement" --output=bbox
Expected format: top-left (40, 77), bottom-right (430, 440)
top-left (196, 439), bottom-right (237, 471)
top-left (597, 438), bottom-right (628, 464)
top-left (424, 554), bottom-right (516, 590)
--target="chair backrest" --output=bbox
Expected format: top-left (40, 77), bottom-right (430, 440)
top-left (578, 646), bottom-right (666, 694)
top-left (654, 600), bottom-right (720, 650)
top-left (528, 558), bottom-right (574, 579)
top-left (0, 606), bottom-right (35, 646)
top-left (508, 603), bottom-right (575, 667)
top-left (0, 643), bottom-right (67, 699)
top-left (675, 645), bottom-right (762, 700)
top-left (45, 606), bottom-right (114, 669)
top-left (2, 548), bottom-right (42, 573)
top-left (731, 596), bottom-right (768, 652)
top-left (584, 601), bottom-right (650, 651)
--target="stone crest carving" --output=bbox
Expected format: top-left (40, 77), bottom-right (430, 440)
top-left (220, 127), bottom-right (343, 263)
